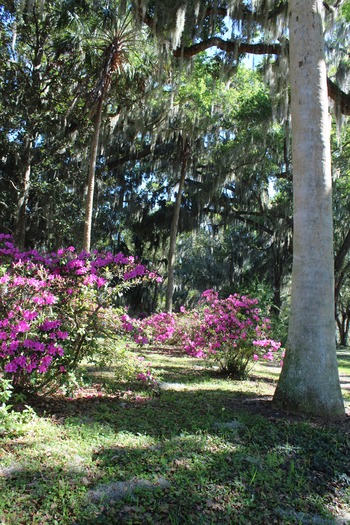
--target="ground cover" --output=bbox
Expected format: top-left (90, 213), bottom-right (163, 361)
top-left (0, 348), bottom-right (350, 525)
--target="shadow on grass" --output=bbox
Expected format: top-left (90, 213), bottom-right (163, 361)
top-left (4, 349), bottom-right (350, 524)
top-left (81, 422), bottom-right (350, 525)
top-left (2, 389), bottom-right (350, 525)
top-left (338, 354), bottom-right (350, 363)
top-left (25, 387), bottom-right (270, 438)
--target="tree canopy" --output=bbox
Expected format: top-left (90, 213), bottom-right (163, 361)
top-left (1, 0), bottom-right (350, 417)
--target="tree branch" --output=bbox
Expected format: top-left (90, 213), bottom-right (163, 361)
top-left (107, 141), bottom-right (177, 169)
top-left (224, 210), bottom-right (275, 236)
top-left (136, 1), bottom-right (350, 115)
top-left (175, 39), bottom-right (350, 116)
top-left (327, 77), bottom-right (350, 116)
top-left (173, 37), bottom-right (282, 58)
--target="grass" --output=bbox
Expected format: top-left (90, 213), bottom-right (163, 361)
top-left (0, 349), bottom-right (350, 525)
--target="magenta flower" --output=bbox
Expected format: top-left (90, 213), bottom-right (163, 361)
top-left (38, 355), bottom-right (53, 373)
top-left (9, 340), bottom-right (20, 352)
top-left (23, 310), bottom-right (38, 321)
top-left (15, 320), bottom-right (30, 333)
top-left (56, 331), bottom-right (69, 340)
top-left (26, 361), bottom-right (37, 372)
top-left (5, 360), bottom-right (18, 373)
top-left (13, 276), bottom-right (26, 286)
top-left (39, 319), bottom-right (61, 331)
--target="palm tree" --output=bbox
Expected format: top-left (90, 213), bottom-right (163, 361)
top-left (82, 12), bottom-right (140, 252)
top-left (273, 0), bottom-right (345, 418)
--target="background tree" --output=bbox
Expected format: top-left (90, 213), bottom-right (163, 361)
top-left (0, 0), bottom-right (349, 419)
top-left (0, 1), bottom-right (92, 249)
top-left (332, 125), bottom-right (350, 346)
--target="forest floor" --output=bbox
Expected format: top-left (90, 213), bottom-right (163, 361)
top-left (1, 348), bottom-right (350, 525)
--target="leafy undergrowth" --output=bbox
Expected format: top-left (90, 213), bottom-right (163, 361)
top-left (0, 349), bottom-right (350, 525)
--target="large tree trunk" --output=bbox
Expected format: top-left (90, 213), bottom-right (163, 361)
top-left (83, 97), bottom-right (103, 253)
top-left (273, 0), bottom-right (344, 418)
top-left (165, 138), bottom-right (190, 313)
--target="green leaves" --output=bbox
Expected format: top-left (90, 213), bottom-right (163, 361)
top-left (341, 1), bottom-right (350, 21)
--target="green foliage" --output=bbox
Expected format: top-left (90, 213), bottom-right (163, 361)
top-left (0, 0), bottom-right (91, 248)
top-left (87, 336), bottom-right (152, 383)
top-left (0, 376), bottom-right (36, 435)
top-left (332, 123), bottom-right (350, 346)
top-left (341, 1), bottom-right (350, 21)
top-left (0, 350), bottom-right (348, 524)
top-left (0, 376), bottom-right (12, 404)
top-left (0, 0), bottom-right (347, 353)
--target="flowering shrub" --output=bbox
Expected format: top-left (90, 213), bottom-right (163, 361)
top-left (0, 234), bottom-right (159, 393)
top-left (182, 289), bottom-right (282, 377)
top-left (135, 356), bottom-right (158, 389)
top-left (134, 289), bottom-right (282, 379)
top-left (134, 311), bottom-right (183, 345)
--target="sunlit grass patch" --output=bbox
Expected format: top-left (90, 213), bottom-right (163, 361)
top-left (1, 348), bottom-right (349, 524)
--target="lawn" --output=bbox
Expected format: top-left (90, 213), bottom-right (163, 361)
top-left (0, 348), bottom-right (349, 525)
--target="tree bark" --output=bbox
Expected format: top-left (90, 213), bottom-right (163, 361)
top-left (271, 245), bottom-right (283, 314)
top-left (335, 229), bottom-right (350, 302)
top-left (273, 0), bottom-right (344, 418)
top-left (165, 138), bottom-right (190, 313)
top-left (15, 138), bottom-right (32, 251)
top-left (336, 309), bottom-right (350, 347)
top-left (83, 96), bottom-right (103, 253)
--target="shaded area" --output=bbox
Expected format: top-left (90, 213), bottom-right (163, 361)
top-left (1, 351), bottom-right (350, 524)
top-left (2, 389), bottom-right (350, 524)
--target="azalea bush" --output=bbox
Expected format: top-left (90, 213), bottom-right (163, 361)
top-left (133, 311), bottom-right (187, 346)
top-left (0, 234), bottom-right (159, 393)
top-left (134, 289), bottom-right (283, 379)
top-left (182, 289), bottom-right (282, 377)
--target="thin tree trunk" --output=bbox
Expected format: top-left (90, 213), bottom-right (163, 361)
top-left (16, 138), bottom-right (32, 251)
top-left (271, 242), bottom-right (283, 315)
top-left (165, 138), bottom-right (190, 313)
top-left (336, 311), bottom-right (349, 347)
top-left (83, 96), bottom-right (103, 253)
top-left (335, 230), bottom-right (350, 305)
top-left (273, 0), bottom-right (345, 418)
